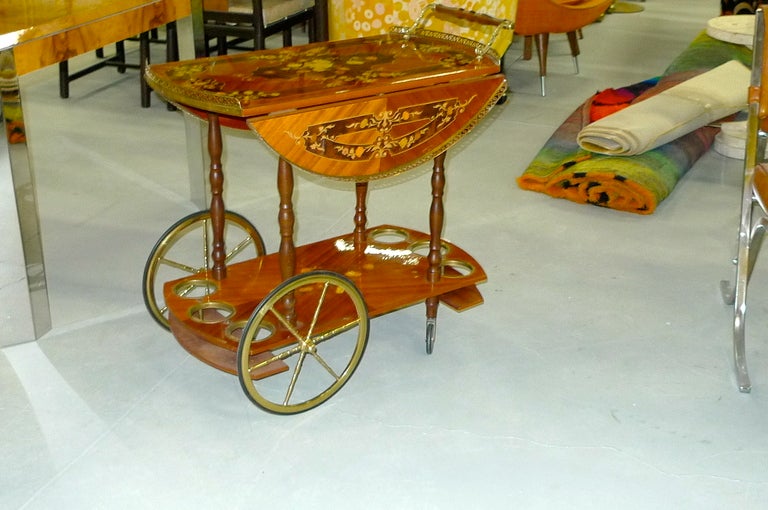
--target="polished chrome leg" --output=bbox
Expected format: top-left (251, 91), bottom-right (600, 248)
top-left (726, 173), bottom-right (759, 393)
top-left (721, 82), bottom-right (768, 390)
top-left (733, 214), bottom-right (768, 393)
top-left (0, 49), bottom-right (52, 346)
top-left (732, 227), bottom-right (752, 392)
top-left (0, 10), bottom-right (204, 346)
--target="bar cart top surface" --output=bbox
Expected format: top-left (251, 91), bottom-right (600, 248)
top-left (145, 31), bottom-right (503, 118)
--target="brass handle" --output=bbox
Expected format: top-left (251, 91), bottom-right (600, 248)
top-left (398, 3), bottom-right (514, 60)
top-left (431, 4), bottom-right (511, 28)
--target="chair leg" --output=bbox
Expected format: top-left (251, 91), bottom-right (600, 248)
top-left (533, 33), bottom-right (549, 96)
top-left (116, 41), bottom-right (127, 73)
top-left (731, 185), bottom-right (768, 393)
top-left (722, 134), bottom-right (768, 392)
top-left (57, 29), bottom-right (175, 108)
top-left (730, 211), bottom-right (762, 393)
top-left (567, 31), bottom-right (581, 74)
top-left (523, 36), bottom-right (532, 61)
top-left (58, 61), bottom-right (70, 98)
top-left (166, 23), bottom-right (179, 111)
top-left (139, 32), bottom-right (151, 107)
top-left (166, 22), bottom-right (179, 62)
top-left (723, 169), bottom-right (766, 393)
top-left (308, 17), bottom-right (316, 42)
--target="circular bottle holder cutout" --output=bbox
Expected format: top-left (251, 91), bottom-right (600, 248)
top-left (226, 319), bottom-right (276, 343)
top-left (173, 279), bottom-right (218, 299)
top-left (407, 239), bottom-right (450, 257)
top-left (442, 259), bottom-right (474, 278)
top-left (225, 320), bottom-right (248, 342)
top-left (369, 227), bottom-right (410, 244)
top-left (188, 301), bottom-right (236, 324)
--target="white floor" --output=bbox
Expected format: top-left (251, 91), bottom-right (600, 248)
top-left (4, 2), bottom-right (768, 508)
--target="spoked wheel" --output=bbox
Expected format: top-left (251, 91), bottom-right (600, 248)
top-left (142, 210), bottom-right (266, 329)
top-left (237, 271), bottom-right (369, 414)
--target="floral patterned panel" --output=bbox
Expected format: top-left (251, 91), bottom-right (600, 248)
top-left (329, 0), bottom-right (516, 55)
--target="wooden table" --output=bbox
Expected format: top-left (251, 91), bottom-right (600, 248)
top-left (0, 0), bottom-right (201, 345)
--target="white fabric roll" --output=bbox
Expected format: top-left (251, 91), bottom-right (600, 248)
top-left (576, 60), bottom-right (751, 156)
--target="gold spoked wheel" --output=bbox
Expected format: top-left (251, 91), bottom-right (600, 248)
top-left (142, 210), bottom-right (265, 329)
top-left (237, 271), bottom-right (369, 414)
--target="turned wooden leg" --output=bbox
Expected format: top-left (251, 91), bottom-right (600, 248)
top-left (354, 181), bottom-right (368, 250)
top-left (425, 151), bottom-right (447, 353)
top-left (277, 157), bottom-right (296, 323)
top-left (428, 151), bottom-right (446, 285)
top-left (207, 113), bottom-right (226, 280)
top-left (277, 157), bottom-right (296, 281)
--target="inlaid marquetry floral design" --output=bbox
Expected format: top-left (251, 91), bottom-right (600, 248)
top-left (155, 35), bottom-right (481, 110)
top-left (297, 96), bottom-right (476, 161)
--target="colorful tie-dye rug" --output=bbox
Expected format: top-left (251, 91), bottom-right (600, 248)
top-left (517, 32), bottom-right (752, 214)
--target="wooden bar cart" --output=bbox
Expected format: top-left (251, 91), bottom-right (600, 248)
top-left (141, 4), bottom-right (514, 414)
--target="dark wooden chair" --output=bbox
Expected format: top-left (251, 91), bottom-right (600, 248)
top-left (202, 0), bottom-right (320, 55)
top-left (58, 24), bottom-right (178, 108)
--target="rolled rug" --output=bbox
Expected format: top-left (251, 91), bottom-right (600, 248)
top-left (518, 70), bottom-right (723, 214)
top-left (517, 82), bottom-right (718, 215)
top-left (576, 59), bottom-right (750, 156)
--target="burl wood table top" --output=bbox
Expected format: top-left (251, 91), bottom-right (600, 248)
top-left (145, 31), bottom-right (503, 118)
top-left (1, 0), bottom-right (189, 74)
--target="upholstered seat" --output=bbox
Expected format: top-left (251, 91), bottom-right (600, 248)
top-left (228, 0), bottom-right (313, 20)
top-left (203, 0), bottom-right (318, 55)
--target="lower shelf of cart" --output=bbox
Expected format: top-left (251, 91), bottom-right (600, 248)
top-left (164, 224), bottom-right (486, 375)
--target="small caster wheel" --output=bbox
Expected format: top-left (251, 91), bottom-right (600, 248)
top-left (142, 209), bottom-right (265, 329)
top-left (425, 318), bottom-right (436, 355)
top-left (238, 271), bottom-right (369, 414)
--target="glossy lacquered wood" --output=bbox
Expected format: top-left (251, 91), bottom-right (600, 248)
top-left (147, 32), bottom-right (506, 179)
top-left (249, 75), bottom-right (505, 180)
top-left (2, 0), bottom-right (190, 75)
top-left (164, 225), bottom-right (487, 374)
top-left (145, 25), bottom-right (505, 388)
top-left (145, 33), bottom-right (502, 117)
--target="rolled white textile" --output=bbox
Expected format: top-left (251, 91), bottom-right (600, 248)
top-left (576, 60), bottom-right (751, 156)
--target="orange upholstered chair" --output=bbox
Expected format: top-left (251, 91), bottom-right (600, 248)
top-left (514, 0), bottom-right (613, 95)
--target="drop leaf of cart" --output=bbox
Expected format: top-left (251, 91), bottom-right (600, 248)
top-left (142, 4), bottom-right (514, 414)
